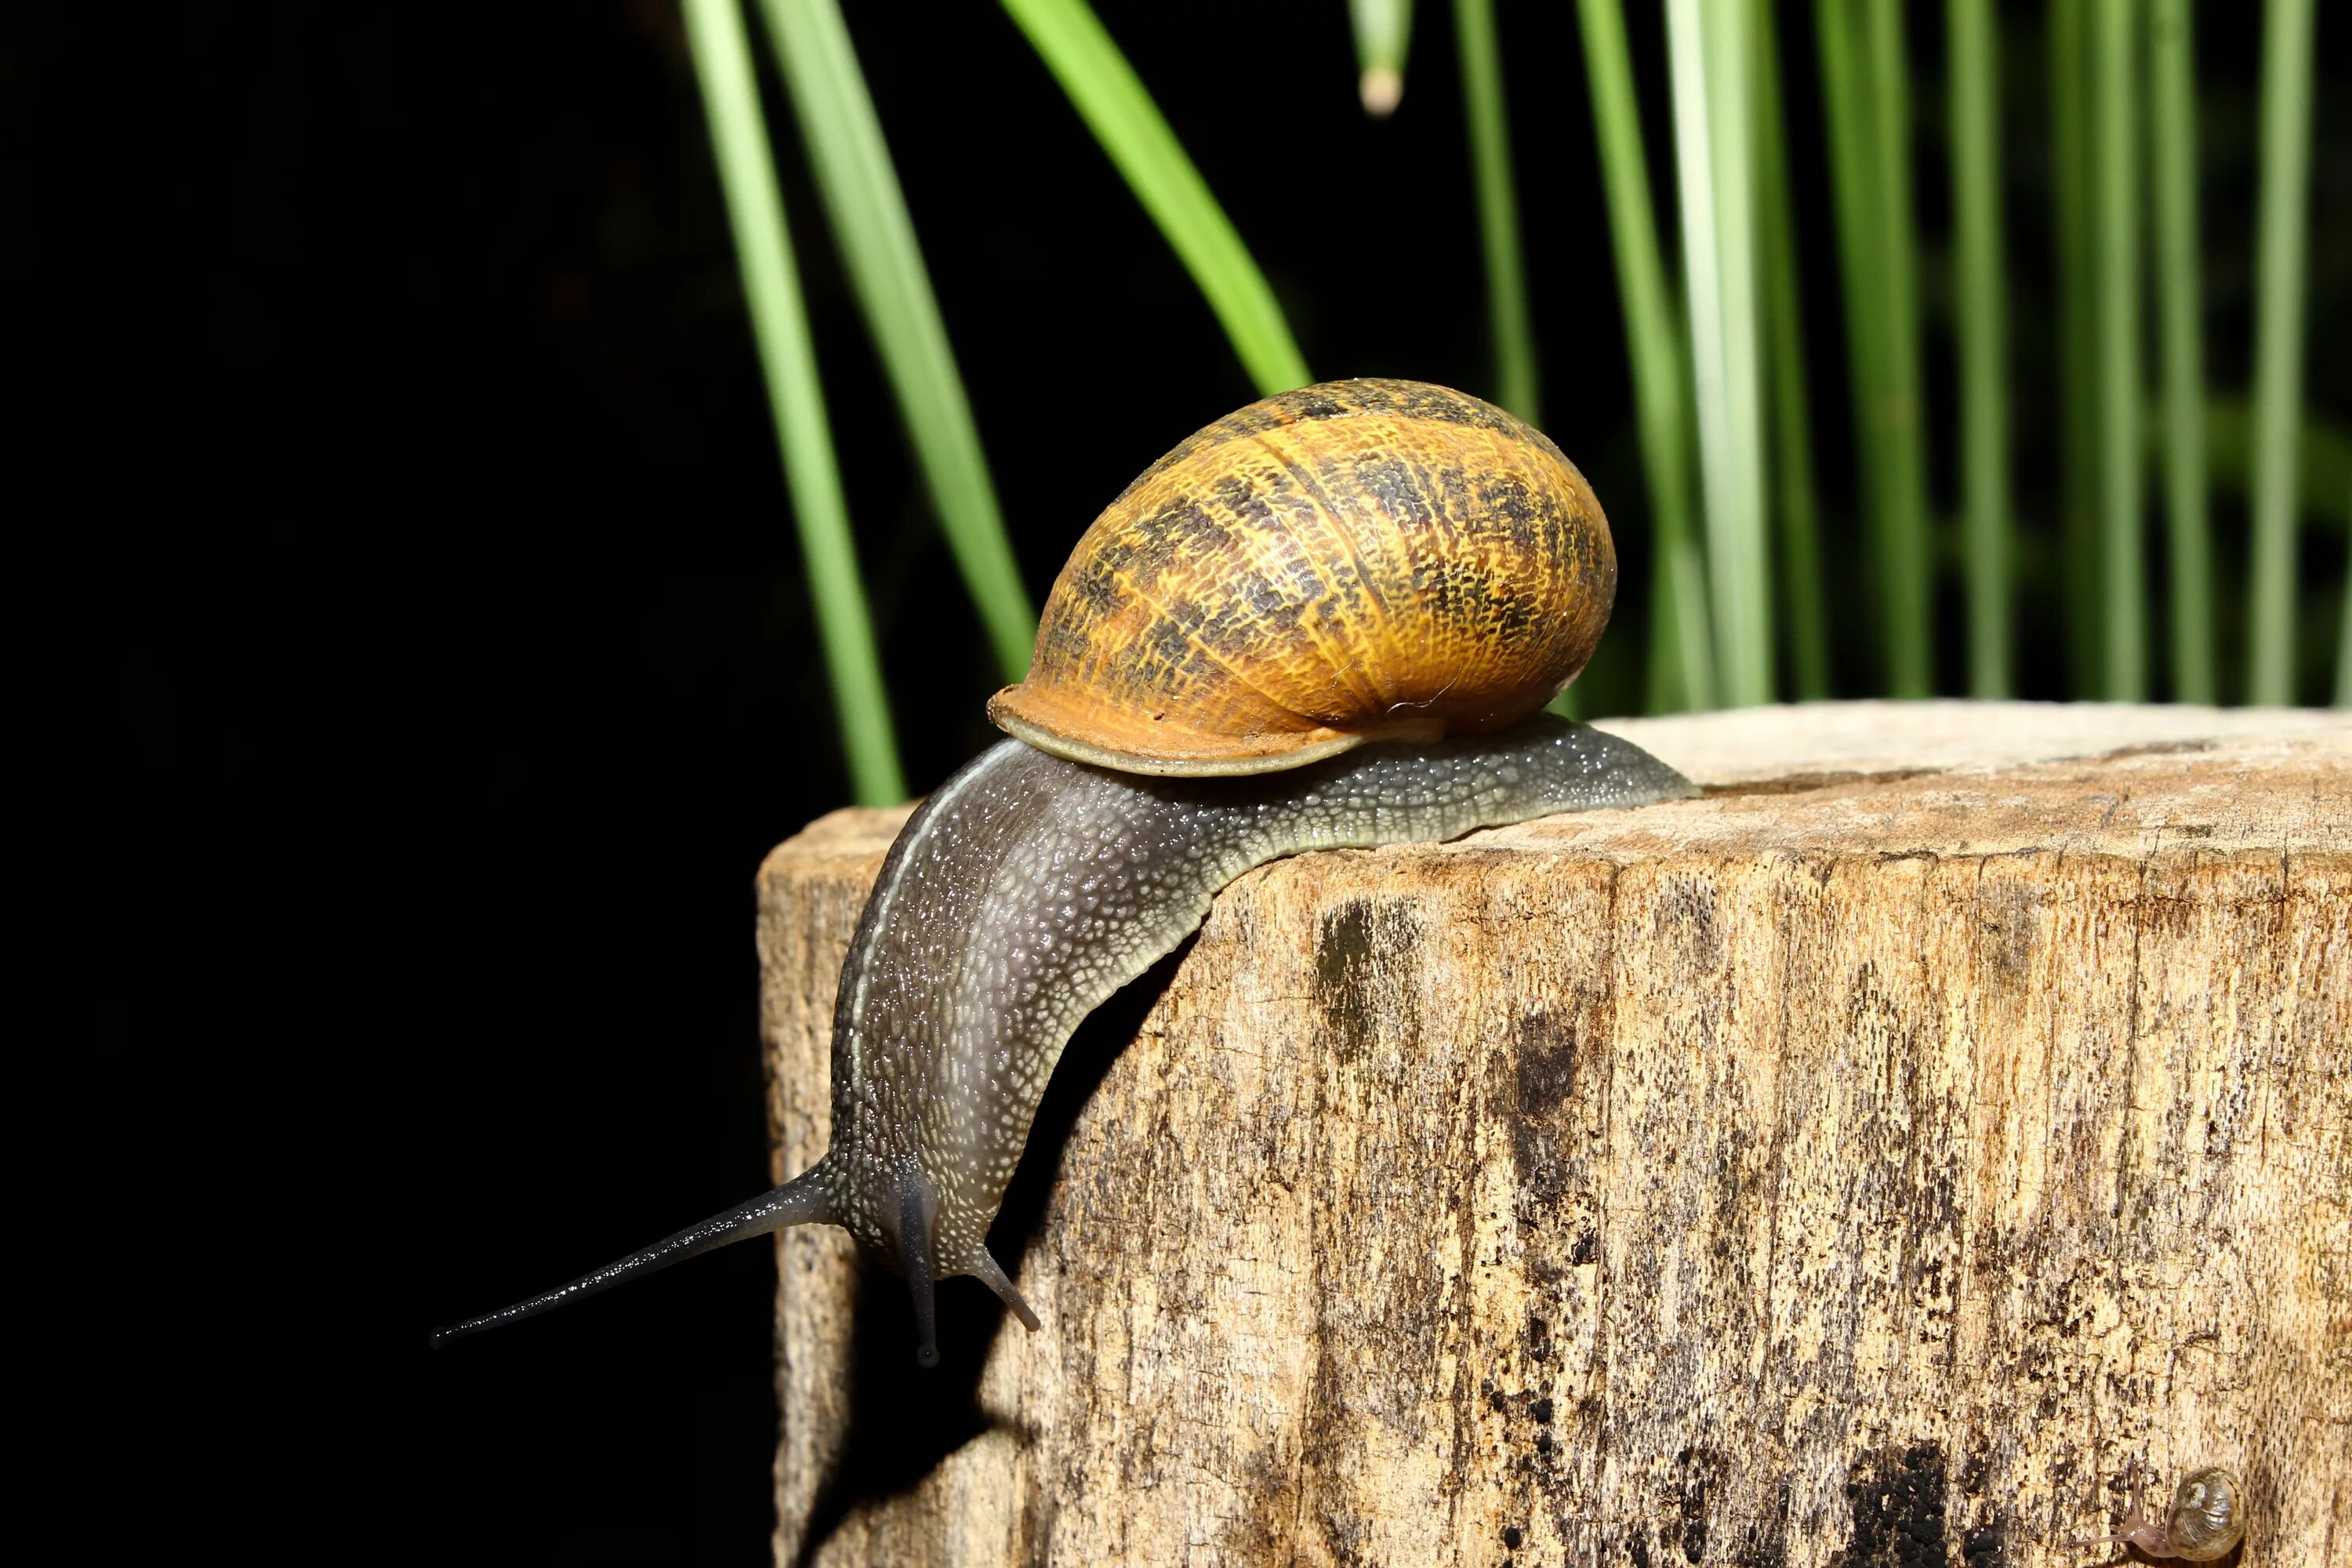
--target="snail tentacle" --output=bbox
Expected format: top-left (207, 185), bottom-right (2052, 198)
top-left (430, 1163), bottom-right (836, 1348)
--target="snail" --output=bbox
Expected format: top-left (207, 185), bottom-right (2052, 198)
top-left (2071, 1460), bottom-right (2246, 1561)
top-left (434, 378), bottom-right (1693, 1366)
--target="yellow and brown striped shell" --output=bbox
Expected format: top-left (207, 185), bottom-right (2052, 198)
top-left (987, 379), bottom-right (1617, 776)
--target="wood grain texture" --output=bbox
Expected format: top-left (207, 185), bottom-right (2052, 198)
top-left (756, 702), bottom-right (2352, 1567)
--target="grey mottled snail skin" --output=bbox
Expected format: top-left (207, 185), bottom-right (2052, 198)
top-left (433, 719), bottom-right (1692, 1363)
top-left (2071, 1461), bottom-right (2245, 1562)
top-left (433, 379), bottom-right (1694, 1365)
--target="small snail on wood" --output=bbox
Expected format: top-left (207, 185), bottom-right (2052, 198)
top-left (435, 379), bottom-right (1693, 1365)
top-left (2071, 1460), bottom-right (2246, 1562)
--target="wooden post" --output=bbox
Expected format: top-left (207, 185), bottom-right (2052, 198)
top-left (756, 704), bottom-right (2352, 1567)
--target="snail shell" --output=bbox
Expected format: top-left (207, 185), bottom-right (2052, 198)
top-left (2073, 1461), bottom-right (2246, 1561)
top-left (987, 379), bottom-right (1617, 776)
top-left (2158, 1467), bottom-right (2245, 1561)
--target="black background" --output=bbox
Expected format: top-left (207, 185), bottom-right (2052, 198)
top-left (7, 2), bottom-right (2342, 1560)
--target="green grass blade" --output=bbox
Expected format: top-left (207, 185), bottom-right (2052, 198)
top-left (1351, 0), bottom-right (1414, 116)
top-left (1574, 0), bottom-right (1716, 711)
top-left (1817, 0), bottom-right (1931, 695)
top-left (1814, 0), bottom-right (1879, 564)
top-left (2148, 0), bottom-right (2214, 703)
top-left (2089, 0), bottom-right (2144, 699)
top-left (681, 0), bottom-right (906, 805)
top-left (757, 0), bottom-right (1034, 684)
top-left (1748, 0), bottom-right (1830, 699)
top-left (1667, 0), bottom-right (1773, 705)
top-left (2183, 397), bottom-right (2352, 525)
top-left (1816, 2), bottom-right (1906, 694)
top-left (1948, 0), bottom-right (2013, 698)
top-left (2247, 0), bottom-right (2317, 705)
top-left (1864, 0), bottom-right (1932, 696)
top-left (1456, 0), bottom-right (1540, 423)
top-left (2049, 0), bottom-right (2102, 691)
top-left (2339, 475), bottom-right (2352, 706)
top-left (1000, 0), bottom-right (1311, 398)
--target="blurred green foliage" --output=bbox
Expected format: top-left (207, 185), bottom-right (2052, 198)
top-left (687, 0), bottom-right (2347, 802)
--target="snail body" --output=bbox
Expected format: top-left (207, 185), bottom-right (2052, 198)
top-left (2071, 1462), bottom-right (2245, 1562)
top-left (436, 381), bottom-right (1691, 1364)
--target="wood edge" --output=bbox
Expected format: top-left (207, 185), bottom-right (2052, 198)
top-left (751, 711), bottom-right (2352, 890)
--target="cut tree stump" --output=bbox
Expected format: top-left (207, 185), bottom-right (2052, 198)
top-left (754, 702), bottom-right (2352, 1568)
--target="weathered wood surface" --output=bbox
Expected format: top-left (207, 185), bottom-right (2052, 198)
top-left (756, 702), bottom-right (2352, 1567)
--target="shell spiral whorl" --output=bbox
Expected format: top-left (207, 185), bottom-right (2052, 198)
top-left (988, 379), bottom-right (1617, 776)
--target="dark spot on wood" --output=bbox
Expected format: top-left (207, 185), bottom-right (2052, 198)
top-left (1312, 898), bottom-right (1423, 1065)
top-left (1653, 875), bottom-right (1723, 980)
top-left (1514, 1011), bottom-right (1581, 1111)
top-left (1503, 1524), bottom-right (1525, 1549)
top-left (1015, 1460), bottom-right (1057, 1568)
top-left (2090, 737), bottom-right (2216, 761)
top-left (1709, 1141), bottom-right (1760, 1269)
top-left (1508, 1007), bottom-right (1584, 1210)
top-left (1840, 1443), bottom-right (1950, 1567)
top-left (1733, 1537), bottom-right (1790, 1568)
top-left (1697, 766), bottom-right (1942, 799)
top-left (1675, 1446), bottom-right (1719, 1563)
top-left (1531, 1396), bottom-right (1555, 1425)
top-left (1961, 1519), bottom-right (2005, 1566)
top-left (1979, 882), bottom-right (2040, 990)
top-left (1628, 1526), bottom-right (1652, 1568)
